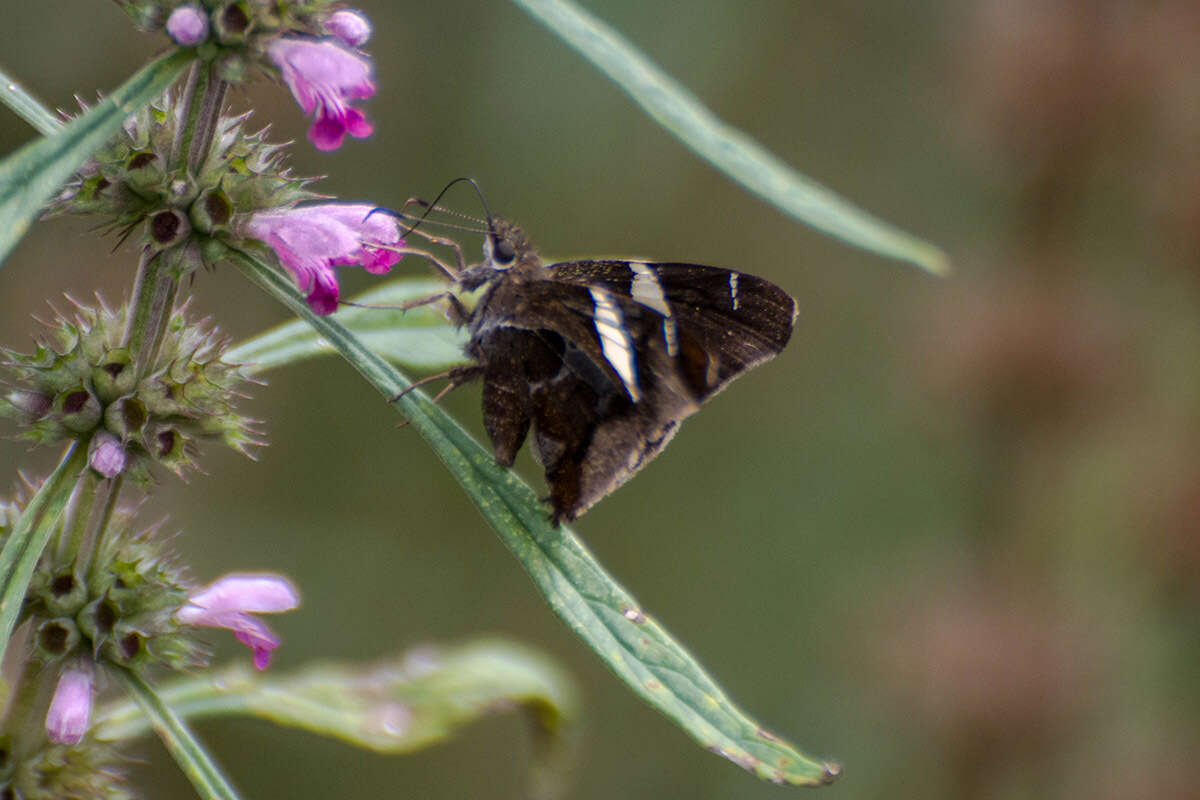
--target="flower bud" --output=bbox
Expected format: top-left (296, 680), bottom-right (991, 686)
top-left (89, 431), bottom-right (127, 479)
top-left (166, 4), bottom-right (210, 46)
top-left (46, 663), bottom-right (94, 745)
top-left (325, 10), bottom-right (372, 48)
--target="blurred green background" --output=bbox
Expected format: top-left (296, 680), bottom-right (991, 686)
top-left (3, 1), bottom-right (1199, 798)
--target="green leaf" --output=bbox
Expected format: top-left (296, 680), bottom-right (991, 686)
top-left (230, 246), bottom-right (841, 787)
top-left (0, 50), bottom-right (193, 268)
top-left (113, 668), bottom-right (242, 800)
top-left (0, 443), bottom-right (85, 667)
top-left (96, 639), bottom-right (577, 758)
top-left (0, 67), bottom-right (64, 136)
top-left (508, 0), bottom-right (948, 276)
top-left (227, 278), bottom-right (470, 375)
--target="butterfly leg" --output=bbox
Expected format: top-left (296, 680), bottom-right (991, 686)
top-left (403, 226), bottom-right (468, 275)
top-left (377, 245), bottom-right (460, 282)
top-left (390, 364), bottom-right (483, 405)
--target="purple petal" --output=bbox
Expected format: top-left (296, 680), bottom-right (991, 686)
top-left (306, 273), bottom-right (341, 315)
top-left (341, 107), bottom-right (374, 138)
top-left (229, 615), bottom-right (283, 670)
top-left (184, 574), bottom-right (300, 615)
top-left (309, 115), bottom-right (349, 152)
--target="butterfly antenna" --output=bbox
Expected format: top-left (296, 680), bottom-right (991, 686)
top-left (398, 177), bottom-right (496, 239)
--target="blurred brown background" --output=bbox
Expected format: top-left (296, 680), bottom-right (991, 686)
top-left (2, 1), bottom-right (1199, 798)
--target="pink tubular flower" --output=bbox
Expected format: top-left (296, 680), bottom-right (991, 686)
top-left (46, 663), bottom-right (94, 745)
top-left (176, 573), bottom-right (300, 670)
top-left (325, 9), bottom-right (372, 48)
top-left (166, 4), bottom-right (210, 46)
top-left (242, 203), bottom-right (404, 314)
top-left (267, 37), bottom-right (375, 151)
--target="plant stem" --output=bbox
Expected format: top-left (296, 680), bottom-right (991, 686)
top-left (54, 471), bottom-right (95, 564)
top-left (188, 74), bottom-right (227, 170)
top-left (127, 59), bottom-right (226, 374)
top-left (77, 475), bottom-right (123, 583)
top-left (124, 248), bottom-right (178, 378)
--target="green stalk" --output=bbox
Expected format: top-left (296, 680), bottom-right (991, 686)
top-left (0, 444), bottom-right (87, 668)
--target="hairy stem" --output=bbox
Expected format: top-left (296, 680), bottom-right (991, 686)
top-left (77, 474), bottom-right (123, 583)
top-left (123, 248), bottom-right (178, 378)
top-left (54, 471), bottom-right (96, 564)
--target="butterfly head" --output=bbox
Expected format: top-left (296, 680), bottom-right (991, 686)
top-left (484, 217), bottom-right (539, 270)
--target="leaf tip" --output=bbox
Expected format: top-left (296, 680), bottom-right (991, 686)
top-left (820, 759), bottom-right (843, 783)
top-left (915, 246), bottom-right (953, 278)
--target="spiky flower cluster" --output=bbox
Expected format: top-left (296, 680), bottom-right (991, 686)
top-left (50, 96), bottom-right (318, 273)
top-left (2, 741), bottom-right (132, 800)
top-left (0, 480), bottom-right (297, 795)
top-left (20, 504), bottom-right (200, 673)
top-left (1, 300), bottom-right (258, 480)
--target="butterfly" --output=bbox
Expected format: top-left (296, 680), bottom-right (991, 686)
top-left (386, 191), bottom-right (797, 524)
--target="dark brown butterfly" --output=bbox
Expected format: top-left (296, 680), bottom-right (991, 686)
top-left (400, 211), bottom-right (797, 524)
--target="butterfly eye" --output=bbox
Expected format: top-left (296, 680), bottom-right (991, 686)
top-left (492, 236), bottom-right (517, 265)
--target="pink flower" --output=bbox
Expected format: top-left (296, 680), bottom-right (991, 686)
top-left (176, 573), bottom-right (300, 670)
top-left (89, 431), bottom-right (126, 478)
top-left (325, 10), bottom-right (372, 48)
top-left (46, 663), bottom-right (94, 745)
top-left (267, 37), bottom-right (375, 151)
top-left (166, 4), bottom-right (210, 46)
top-left (242, 203), bottom-right (404, 314)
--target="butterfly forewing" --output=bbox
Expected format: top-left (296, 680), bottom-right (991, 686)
top-left (548, 260), bottom-right (798, 399)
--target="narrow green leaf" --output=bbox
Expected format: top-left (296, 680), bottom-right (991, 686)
top-left (508, 0), bottom-right (948, 275)
top-left (0, 50), bottom-right (193, 268)
top-left (230, 246), bottom-right (840, 787)
top-left (227, 278), bottom-right (470, 375)
top-left (0, 443), bottom-right (85, 667)
top-left (0, 67), bottom-right (64, 136)
top-left (113, 668), bottom-right (241, 800)
top-left (97, 640), bottom-right (576, 753)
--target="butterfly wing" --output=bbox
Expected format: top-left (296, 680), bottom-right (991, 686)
top-left (549, 260), bottom-right (798, 401)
